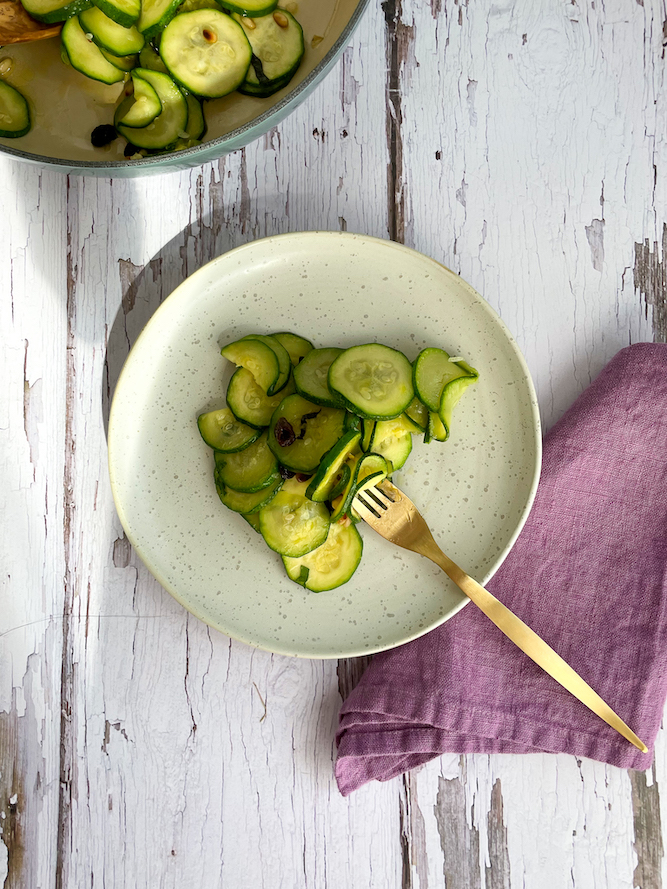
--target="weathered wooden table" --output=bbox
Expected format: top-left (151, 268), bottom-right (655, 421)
top-left (2, 0), bottom-right (666, 885)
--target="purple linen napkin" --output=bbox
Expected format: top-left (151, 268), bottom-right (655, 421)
top-left (335, 343), bottom-right (667, 795)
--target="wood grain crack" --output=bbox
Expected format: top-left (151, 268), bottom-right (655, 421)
top-left (634, 224), bottom-right (667, 343)
top-left (631, 765), bottom-right (663, 889)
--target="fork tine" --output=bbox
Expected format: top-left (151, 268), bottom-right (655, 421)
top-left (352, 491), bottom-right (383, 521)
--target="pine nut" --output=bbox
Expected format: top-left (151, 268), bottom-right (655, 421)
top-left (273, 10), bottom-right (288, 27)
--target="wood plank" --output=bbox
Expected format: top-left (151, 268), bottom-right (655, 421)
top-left (0, 161), bottom-right (67, 888)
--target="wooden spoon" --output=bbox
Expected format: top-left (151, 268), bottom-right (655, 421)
top-left (0, 0), bottom-right (61, 44)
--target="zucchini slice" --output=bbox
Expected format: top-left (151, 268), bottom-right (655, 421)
top-left (235, 9), bottom-right (304, 97)
top-left (138, 0), bottom-right (182, 40)
top-left (283, 521), bottom-right (363, 592)
top-left (217, 0), bottom-right (277, 15)
top-left (159, 10), bottom-right (252, 98)
top-left (214, 473), bottom-right (282, 513)
top-left (241, 334), bottom-right (292, 394)
top-left (271, 331), bottom-right (314, 367)
top-left (197, 406), bottom-right (260, 452)
top-left (438, 364), bottom-right (478, 438)
top-left (258, 478), bottom-right (330, 558)
top-left (221, 336), bottom-right (280, 394)
top-left (331, 453), bottom-right (389, 522)
top-left (79, 5), bottom-right (145, 54)
top-left (367, 417), bottom-right (414, 471)
top-left (328, 343), bottom-right (414, 420)
top-left (182, 90), bottom-right (206, 140)
top-left (138, 43), bottom-right (169, 72)
top-left (213, 432), bottom-right (280, 493)
top-left (93, 0), bottom-right (139, 27)
top-left (115, 70), bottom-right (162, 127)
top-left (305, 426), bottom-right (362, 502)
top-left (404, 395), bottom-right (428, 432)
top-left (226, 368), bottom-right (295, 428)
top-left (293, 347), bottom-right (344, 408)
top-left (61, 17), bottom-right (127, 84)
top-left (115, 68), bottom-right (188, 150)
top-left (100, 48), bottom-right (138, 70)
top-left (413, 348), bottom-right (475, 411)
top-left (0, 82), bottom-right (31, 139)
top-left (21, 0), bottom-right (90, 24)
top-left (267, 394), bottom-right (346, 473)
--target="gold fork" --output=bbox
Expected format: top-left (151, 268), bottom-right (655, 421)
top-left (353, 479), bottom-right (647, 753)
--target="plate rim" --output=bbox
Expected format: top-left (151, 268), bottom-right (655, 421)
top-left (108, 231), bottom-right (542, 658)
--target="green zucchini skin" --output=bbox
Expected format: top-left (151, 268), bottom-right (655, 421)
top-left (0, 82), bottom-right (31, 138)
top-left (115, 68), bottom-right (188, 150)
top-left (21, 0), bottom-right (91, 24)
top-left (216, 0), bottom-right (277, 16)
top-left (93, 0), bottom-right (140, 28)
top-left (293, 347), bottom-right (344, 408)
top-left (328, 343), bottom-right (414, 420)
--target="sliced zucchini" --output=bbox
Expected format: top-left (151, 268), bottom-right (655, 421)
top-left (368, 417), bottom-right (414, 471)
top-left (61, 17), bottom-right (126, 84)
top-left (283, 521), bottom-right (363, 593)
top-left (360, 418), bottom-right (376, 452)
top-left (226, 368), bottom-right (295, 428)
top-left (115, 70), bottom-right (162, 127)
top-left (221, 336), bottom-right (280, 394)
top-left (426, 411), bottom-right (447, 443)
top-left (182, 90), bottom-right (206, 140)
top-left (21, 0), bottom-right (90, 24)
top-left (328, 343), bottom-right (414, 420)
top-left (258, 478), bottom-right (330, 558)
top-left (235, 9), bottom-right (304, 97)
top-left (213, 432), bottom-right (279, 493)
top-left (79, 6), bottom-right (145, 54)
top-left (115, 68), bottom-right (188, 150)
top-left (241, 334), bottom-right (292, 394)
top-left (197, 406), bottom-right (260, 452)
top-left (100, 48), bottom-right (138, 70)
top-left (241, 511), bottom-right (261, 531)
top-left (93, 0), bottom-right (139, 27)
top-left (217, 0), bottom-right (277, 15)
top-left (138, 0), bottom-right (182, 40)
top-left (0, 82), bottom-right (31, 139)
top-left (214, 472), bottom-right (282, 513)
top-left (267, 394), bottom-right (346, 473)
top-left (305, 426), bottom-right (362, 502)
top-left (331, 453), bottom-right (389, 522)
top-left (293, 347), bottom-right (344, 408)
top-left (328, 461), bottom-right (351, 500)
top-left (177, 0), bottom-right (219, 9)
top-left (271, 331), bottom-right (314, 367)
top-left (404, 395), bottom-right (428, 432)
top-left (138, 43), bottom-right (169, 72)
top-left (159, 10), bottom-right (252, 98)
top-left (413, 348), bottom-right (474, 411)
top-left (438, 363), bottom-right (478, 438)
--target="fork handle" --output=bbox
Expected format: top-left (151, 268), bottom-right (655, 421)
top-left (423, 541), bottom-right (648, 754)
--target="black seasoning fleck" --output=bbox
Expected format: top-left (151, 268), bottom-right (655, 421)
top-left (91, 125), bottom-right (117, 148)
top-left (297, 410), bottom-right (320, 439)
top-left (274, 418), bottom-right (296, 447)
top-left (279, 466), bottom-right (295, 480)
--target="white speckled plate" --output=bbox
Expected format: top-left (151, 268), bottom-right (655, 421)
top-left (108, 232), bottom-right (541, 658)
